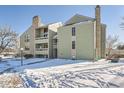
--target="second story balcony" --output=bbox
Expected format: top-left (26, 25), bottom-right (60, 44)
top-left (36, 48), bottom-right (48, 51)
top-left (35, 47), bottom-right (48, 54)
top-left (35, 43), bottom-right (48, 52)
top-left (35, 27), bottom-right (48, 40)
top-left (35, 35), bottom-right (48, 40)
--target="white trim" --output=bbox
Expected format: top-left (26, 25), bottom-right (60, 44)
top-left (72, 36), bottom-right (76, 41)
top-left (48, 29), bottom-right (50, 58)
top-left (73, 20), bottom-right (93, 26)
top-left (94, 21), bottom-right (96, 49)
top-left (93, 21), bottom-right (96, 60)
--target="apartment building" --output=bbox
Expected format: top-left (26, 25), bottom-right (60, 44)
top-left (35, 22), bottom-right (61, 58)
top-left (20, 16), bottom-right (62, 58)
top-left (57, 5), bottom-right (106, 60)
top-left (20, 5), bottom-right (106, 60)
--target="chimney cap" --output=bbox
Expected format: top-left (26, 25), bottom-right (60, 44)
top-left (96, 5), bottom-right (100, 8)
top-left (33, 15), bottom-right (40, 19)
top-left (32, 15), bottom-right (41, 27)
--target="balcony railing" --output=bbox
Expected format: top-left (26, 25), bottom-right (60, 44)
top-left (36, 48), bottom-right (48, 51)
top-left (35, 37), bottom-right (48, 40)
top-left (35, 32), bottom-right (48, 40)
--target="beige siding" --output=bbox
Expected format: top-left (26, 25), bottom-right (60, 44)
top-left (20, 26), bottom-right (35, 56)
top-left (76, 22), bottom-right (94, 60)
top-left (30, 27), bottom-right (35, 56)
top-left (58, 26), bottom-right (72, 59)
top-left (58, 21), bottom-right (95, 60)
top-left (48, 30), bottom-right (54, 58)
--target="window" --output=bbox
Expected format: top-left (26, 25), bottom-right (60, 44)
top-left (35, 43), bottom-right (48, 49)
top-left (43, 43), bottom-right (48, 48)
top-left (25, 34), bottom-right (30, 42)
top-left (72, 27), bottom-right (76, 36)
top-left (27, 35), bottom-right (30, 42)
top-left (72, 41), bottom-right (75, 49)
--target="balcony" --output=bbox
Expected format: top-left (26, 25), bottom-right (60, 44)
top-left (35, 36), bottom-right (48, 40)
top-left (35, 36), bottom-right (48, 43)
top-left (36, 48), bottom-right (48, 51)
top-left (35, 48), bottom-right (48, 54)
top-left (35, 27), bottom-right (48, 41)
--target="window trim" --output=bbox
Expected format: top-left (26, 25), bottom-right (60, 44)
top-left (72, 41), bottom-right (75, 49)
top-left (72, 27), bottom-right (76, 36)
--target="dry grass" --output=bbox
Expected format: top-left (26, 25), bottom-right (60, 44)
top-left (0, 74), bottom-right (23, 88)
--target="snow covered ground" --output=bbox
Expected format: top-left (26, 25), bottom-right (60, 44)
top-left (0, 61), bottom-right (10, 74)
top-left (13, 59), bottom-right (90, 72)
top-left (0, 58), bottom-right (124, 88)
top-left (0, 58), bottom-right (46, 73)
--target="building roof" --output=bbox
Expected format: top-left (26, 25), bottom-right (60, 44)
top-left (36, 22), bottom-right (62, 29)
top-left (64, 14), bottom-right (95, 26)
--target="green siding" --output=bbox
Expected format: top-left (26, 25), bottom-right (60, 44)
top-left (58, 22), bottom-right (95, 60)
top-left (58, 26), bottom-right (72, 59)
top-left (76, 22), bottom-right (94, 60)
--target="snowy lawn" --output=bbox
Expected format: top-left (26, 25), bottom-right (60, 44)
top-left (19, 61), bottom-right (124, 88)
top-left (0, 58), bottom-right (124, 88)
top-left (0, 62), bottom-right (10, 74)
top-left (7, 58), bottom-right (46, 67)
top-left (0, 58), bottom-right (47, 74)
top-left (13, 59), bottom-right (91, 72)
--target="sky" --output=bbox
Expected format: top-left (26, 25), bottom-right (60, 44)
top-left (0, 5), bottom-right (124, 42)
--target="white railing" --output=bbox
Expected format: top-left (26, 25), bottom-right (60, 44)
top-left (36, 48), bottom-right (48, 51)
top-left (35, 37), bottom-right (48, 40)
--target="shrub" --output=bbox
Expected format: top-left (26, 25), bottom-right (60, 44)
top-left (24, 54), bottom-right (33, 59)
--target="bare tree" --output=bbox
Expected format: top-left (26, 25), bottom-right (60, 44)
top-left (106, 35), bottom-right (119, 56)
top-left (117, 44), bottom-right (124, 50)
top-left (0, 25), bottom-right (18, 55)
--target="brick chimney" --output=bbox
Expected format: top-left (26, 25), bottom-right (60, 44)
top-left (95, 5), bottom-right (102, 59)
top-left (32, 15), bottom-right (41, 27)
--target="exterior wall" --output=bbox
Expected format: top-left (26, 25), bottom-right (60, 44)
top-left (76, 22), bottom-right (94, 60)
top-left (20, 26), bottom-right (35, 56)
top-left (48, 30), bottom-right (56, 58)
top-left (20, 14), bottom-right (106, 60)
top-left (34, 22), bottom-right (62, 58)
top-left (48, 22), bottom-right (62, 58)
top-left (20, 16), bottom-right (41, 56)
top-left (58, 26), bottom-right (72, 59)
top-left (58, 21), bottom-right (95, 60)
top-left (30, 27), bottom-right (36, 56)
top-left (101, 24), bottom-right (106, 58)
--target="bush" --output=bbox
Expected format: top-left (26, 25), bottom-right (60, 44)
top-left (24, 54), bottom-right (33, 59)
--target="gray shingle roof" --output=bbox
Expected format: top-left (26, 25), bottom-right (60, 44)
top-left (64, 14), bottom-right (95, 26)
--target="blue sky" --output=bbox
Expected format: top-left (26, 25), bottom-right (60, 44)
top-left (0, 5), bottom-right (124, 42)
